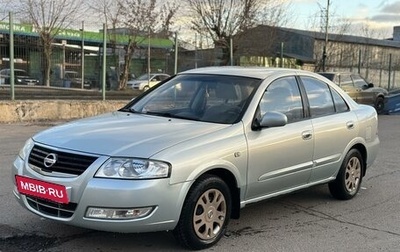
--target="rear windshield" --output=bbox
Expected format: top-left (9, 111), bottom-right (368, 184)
top-left (318, 73), bottom-right (334, 81)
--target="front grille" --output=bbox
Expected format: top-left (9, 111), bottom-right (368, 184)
top-left (28, 145), bottom-right (98, 175)
top-left (26, 196), bottom-right (77, 218)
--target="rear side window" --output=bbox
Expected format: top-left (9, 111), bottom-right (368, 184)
top-left (331, 88), bottom-right (349, 113)
top-left (301, 77), bottom-right (335, 117)
top-left (339, 74), bottom-right (352, 87)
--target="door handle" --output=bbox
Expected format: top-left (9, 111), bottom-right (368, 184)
top-left (346, 121), bottom-right (354, 129)
top-left (302, 130), bottom-right (312, 140)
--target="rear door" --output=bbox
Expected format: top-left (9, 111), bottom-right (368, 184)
top-left (300, 76), bottom-right (358, 182)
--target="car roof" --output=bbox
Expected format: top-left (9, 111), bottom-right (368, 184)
top-left (318, 72), bottom-right (355, 75)
top-left (150, 73), bottom-right (169, 76)
top-left (1, 68), bottom-right (26, 71)
top-left (179, 66), bottom-right (310, 79)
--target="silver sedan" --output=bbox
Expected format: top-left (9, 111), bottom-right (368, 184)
top-left (12, 67), bottom-right (379, 250)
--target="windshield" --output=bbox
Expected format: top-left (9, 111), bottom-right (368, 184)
top-left (15, 70), bottom-right (29, 77)
top-left (127, 74), bottom-right (260, 124)
top-left (65, 72), bottom-right (79, 78)
top-left (137, 74), bottom-right (152, 80)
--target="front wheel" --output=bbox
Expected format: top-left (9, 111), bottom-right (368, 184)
top-left (329, 149), bottom-right (364, 200)
top-left (173, 175), bottom-right (231, 250)
top-left (375, 96), bottom-right (385, 114)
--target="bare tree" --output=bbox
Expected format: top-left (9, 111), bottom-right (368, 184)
top-left (185, 0), bottom-right (259, 64)
top-left (184, 0), bottom-right (288, 65)
top-left (116, 0), bottom-right (158, 89)
top-left (257, 0), bottom-right (292, 27)
top-left (306, 2), bottom-right (354, 72)
top-left (117, 0), bottom-right (178, 90)
top-left (87, 0), bottom-right (124, 43)
top-left (17, 0), bottom-right (85, 87)
top-left (87, 0), bottom-right (124, 89)
top-left (0, 0), bottom-right (14, 21)
top-left (158, 1), bottom-right (180, 37)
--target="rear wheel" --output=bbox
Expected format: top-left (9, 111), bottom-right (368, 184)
top-left (329, 149), bottom-right (363, 200)
top-left (173, 175), bottom-right (231, 250)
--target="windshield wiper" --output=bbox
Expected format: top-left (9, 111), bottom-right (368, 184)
top-left (145, 111), bottom-right (200, 121)
top-left (119, 108), bottom-right (143, 114)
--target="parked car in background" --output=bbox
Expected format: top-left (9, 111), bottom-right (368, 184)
top-left (127, 73), bottom-right (170, 91)
top-left (0, 68), bottom-right (40, 85)
top-left (64, 70), bottom-right (92, 89)
top-left (12, 67), bottom-right (379, 250)
top-left (318, 72), bottom-right (388, 114)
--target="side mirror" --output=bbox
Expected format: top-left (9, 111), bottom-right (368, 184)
top-left (254, 111), bottom-right (288, 130)
top-left (368, 83), bottom-right (374, 88)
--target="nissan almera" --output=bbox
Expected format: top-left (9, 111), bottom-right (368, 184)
top-left (12, 67), bottom-right (379, 250)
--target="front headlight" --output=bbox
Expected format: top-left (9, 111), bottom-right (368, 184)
top-left (95, 158), bottom-right (170, 179)
top-left (19, 138), bottom-right (34, 160)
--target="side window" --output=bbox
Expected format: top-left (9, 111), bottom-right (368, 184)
top-left (160, 75), bottom-right (169, 81)
top-left (340, 74), bottom-right (353, 87)
top-left (331, 88), bottom-right (349, 113)
top-left (260, 76), bottom-right (303, 123)
top-left (351, 75), bottom-right (369, 89)
top-left (301, 77), bottom-right (335, 117)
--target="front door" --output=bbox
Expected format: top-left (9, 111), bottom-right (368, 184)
top-left (245, 76), bottom-right (314, 201)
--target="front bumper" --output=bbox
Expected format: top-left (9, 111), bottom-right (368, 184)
top-left (12, 155), bottom-right (191, 233)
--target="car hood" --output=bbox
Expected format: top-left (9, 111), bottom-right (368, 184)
top-left (17, 76), bottom-right (37, 80)
top-left (366, 87), bottom-right (388, 95)
top-left (127, 80), bottom-right (146, 85)
top-left (70, 78), bottom-right (91, 84)
top-left (32, 111), bottom-right (226, 157)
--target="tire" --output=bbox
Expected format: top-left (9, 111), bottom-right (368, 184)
top-left (143, 86), bottom-right (150, 91)
top-left (173, 175), bottom-right (231, 250)
top-left (329, 149), bottom-right (364, 200)
top-left (375, 96), bottom-right (384, 114)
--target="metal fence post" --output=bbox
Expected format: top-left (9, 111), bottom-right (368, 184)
top-left (195, 33), bottom-right (197, 69)
top-left (230, 37), bottom-right (233, 66)
top-left (9, 12), bottom-right (15, 100)
top-left (81, 21), bottom-right (85, 89)
top-left (102, 23), bottom-right (107, 100)
top-left (174, 32), bottom-right (178, 74)
top-left (388, 53), bottom-right (392, 91)
top-left (280, 42), bottom-right (284, 68)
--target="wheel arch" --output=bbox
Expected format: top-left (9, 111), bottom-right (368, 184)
top-left (351, 143), bottom-right (367, 177)
top-left (198, 168), bottom-right (241, 219)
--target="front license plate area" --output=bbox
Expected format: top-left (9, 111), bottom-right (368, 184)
top-left (16, 175), bottom-right (69, 204)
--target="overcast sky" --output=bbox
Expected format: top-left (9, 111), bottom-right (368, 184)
top-left (2, 0), bottom-right (400, 40)
top-left (290, 0), bottom-right (400, 38)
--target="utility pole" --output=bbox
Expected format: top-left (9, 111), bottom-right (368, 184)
top-left (322, 0), bottom-right (330, 72)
